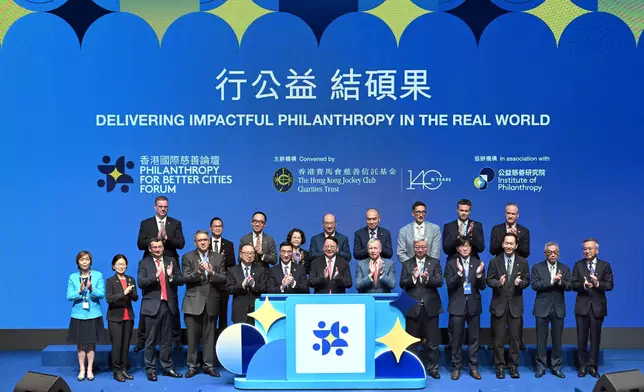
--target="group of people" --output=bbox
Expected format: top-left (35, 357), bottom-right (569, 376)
top-left (66, 196), bottom-right (613, 383)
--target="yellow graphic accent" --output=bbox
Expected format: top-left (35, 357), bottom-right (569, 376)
top-left (0, 0), bottom-right (30, 45)
top-left (208, 0), bottom-right (272, 45)
top-left (599, 0), bottom-right (644, 43)
top-left (325, 334), bottom-right (336, 345)
top-left (121, 0), bottom-right (199, 43)
top-left (109, 168), bottom-right (122, 181)
top-left (527, 0), bottom-right (589, 45)
top-left (365, 0), bottom-right (430, 45)
top-left (375, 318), bottom-right (419, 363)
top-left (248, 297), bottom-right (285, 332)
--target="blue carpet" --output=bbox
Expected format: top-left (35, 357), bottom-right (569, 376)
top-left (2, 349), bottom-right (643, 392)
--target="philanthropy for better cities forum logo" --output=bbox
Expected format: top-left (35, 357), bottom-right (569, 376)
top-left (313, 321), bottom-right (349, 356)
top-left (97, 156), bottom-right (135, 193)
top-left (474, 167), bottom-right (496, 191)
top-left (273, 168), bottom-right (293, 192)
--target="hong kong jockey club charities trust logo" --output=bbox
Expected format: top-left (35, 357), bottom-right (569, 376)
top-left (313, 321), bottom-right (349, 356)
top-left (97, 156), bottom-right (135, 193)
top-left (273, 168), bottom-right (293, 192)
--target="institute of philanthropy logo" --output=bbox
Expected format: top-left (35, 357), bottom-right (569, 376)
top-left (273, 168), bottom-right (294, 192)
top-left (312, 321), bottom-right (349, 356)
top-left (97, 156), bottom-right (135, 193)
top-left (474, 167), bottom-right (496, 191)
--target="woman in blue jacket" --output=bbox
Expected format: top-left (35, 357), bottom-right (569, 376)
top-left (66, 250), bottom-right (105, 381)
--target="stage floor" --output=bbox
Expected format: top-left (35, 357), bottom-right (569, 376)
top-left (2, 348), bottom-right (643, 391)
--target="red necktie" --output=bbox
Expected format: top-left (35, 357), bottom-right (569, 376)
top-left (327, 260), bottom-right (334, 294)
top-left (156, 259), bottom-right (168, 301)
top-left (373, 261), bottom-right (379, 287)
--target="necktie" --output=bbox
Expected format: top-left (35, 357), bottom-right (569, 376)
top-left (255, 235), bottom-right (261, 251)
top-left (244, 266), bottom-right (250, 279)
top-left (370, 231), bottom-right (376, 240)
top-left (461, 222), bottom-right (467, 236)
top-left (202, 253), bottom-right (209, 278)
top-left (284, 266), bottom-right (288, 276)
top-left (463, 259), bottom-right (469, 280)
top-left (327, 260), bottom-right (334, 294)
top-left (156, 259), bottom-right (167, 301)
top-left (373, 261), bottom-right (379, 287)
top-left (588, 262), bottom-right (595, 275)
top-left (506, 258), bottom-right (512, 277)
top-left (213, 240), bottom-right (219, 253)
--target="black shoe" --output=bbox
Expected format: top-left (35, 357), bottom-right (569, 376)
top-left (205, 368), bottom-right (221, 377)
top-left (185, 369), bottom-right (198, 378)
top-left (133, 344), bottom-right (144, 353)
top-left (535, 371), bottom-right (545, 378)
top-left (578, 368), bottom-right (587, 378)
top-left (121, 370), bottom-right (134, 380)
top-left (451, 369), bottom-right (460, 380)
top-left (589, 367), bottom-right (599, 378)
top-left (510, 367), bottom-right (520, 379)
top-left (147, 372), bottom-right (157, 382)
top-left (470, 368), bottom-right (482, 380)
top-left (114, 372), bottom-right (125, 382)
top-left (162, 369), bottom-right (183, 378)
top-left (552, 370), bottom-right (565, 378)
top-left (496, 368), bottom-right (505, 379)
top-left (520, 342), bottom-right (527, 350)
top-left (428, 370), bottom-right (440, 379)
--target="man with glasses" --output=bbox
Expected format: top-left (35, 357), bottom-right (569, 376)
top-left (531, 241), bottom-right (571, 379)
top-left (400, 238), bottom-right (443, 378)
top-left (268, 242), bottom-right (309, 294)
top-left (181, 230), bottom-right (226, 378)
top-left (135, 195), bottom-right (185, 352)
top-left (310, 237), bottom-right (352, 294)
top-left (571, 238), bottom-right (613, 378)
top-left (309, 213), bottom-right (352, 261)
top-left (226, 245), bottom-right (268, 324)
top-left (239, 211), bottom-right (277, 270)
top-left (397, 201), bottom-right (441, 262)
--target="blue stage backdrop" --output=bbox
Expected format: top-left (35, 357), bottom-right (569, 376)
top-left (0, 0), bottom-right (642, 329)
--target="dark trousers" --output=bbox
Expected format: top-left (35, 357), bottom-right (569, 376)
top-left (490, 315), bottom-right (523, 347)
top-left (493, 310), bottom-right (522, 368)
top-left (216, 290), bottom-right (229, 339)
top-left (406, 307), bottom-right (440, 371)
top-left (108, 320), bottom-right (133, 371)
top-left (138, 302), bottom-right (181, 346)
top-left (144, 301), bottom-right (173, 373)
top-left (185, 310), bottom-right (216, 370)
top-left (450, 300), bottom-right (480, 369)
top-left (535, 308), bottom-right (564, 372)
top-left (576, 312), bottom-right (604, 369)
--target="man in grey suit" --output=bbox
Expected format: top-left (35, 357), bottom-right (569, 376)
top-left (239, 211), bottom-right (277, 270)
top-left (355, 239), bottom-right (396, 293)
top-left (397, 201), bottom-right (441, 262)
top-left (182, 230), bottom-right (227, 378)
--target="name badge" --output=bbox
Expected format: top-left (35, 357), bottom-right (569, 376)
top-left (463, 282), bottom-right (472, 295)
top-left (82, 299), bottom-right (90, 310)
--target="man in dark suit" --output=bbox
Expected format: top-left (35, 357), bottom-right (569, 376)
top-left (309, 236), bottom-right (352, 294)
top-left (442, 199), bottom-right (485, 353)
top-left (268, 242), bottom-right (309, 294)
top-left (531, 241), bottom-right (572, 379)
top-left (353, 208), bottom-right (393, 260)
top-left (135, 196), bottom-right (185, 352)
top-left (572, 238), bottom-right (614, 378)
top-left (226, 244), bottom-right (268, 324)
top-left (181, 230), bottom-right (227, 378)
top-left (444, 238), bottom-right (486, 380)
top-left (486, 232), bottom-right (530, 379)
top-left (209, 217), bottom-right (235, 340)
top-left (400, 238), bottom-right (443, 379)
top-left (239, 211), bottom-right (277, 270)
top-left (489, 202), bottom-right (530, 350)
top-left (309, 214), bottom-right (352, 261)
top-left (137, 238), bottom-right (184, 381)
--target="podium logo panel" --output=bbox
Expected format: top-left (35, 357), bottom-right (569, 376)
top-left (294, 304), bottom-right (366, 374)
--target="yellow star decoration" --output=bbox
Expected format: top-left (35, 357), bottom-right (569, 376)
top-left (365, 0), bottom-right (430, 45)
top-left (247, 297), bottom-right (285, 332)
top-left (0, 0), bottom-right (30, 46)
top-left (375, 318), bottom-right (419, 363)
top-left (121, 0), bottom-right (199, 43)
top-left (599, 0), bottom-right (644, 43)
top-left (527, 0), bottom-right (589, 45)
top-left (109, 168), bottom-right (122, 181)
top-left (208, 0), bottom-right (272, 45)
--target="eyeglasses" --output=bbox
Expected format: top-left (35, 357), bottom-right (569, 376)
top-left (414, 245), bottom-right (427, 249)
top-left (241, 251), bottom-right (256, 256)
top-left (323, 246), bottom-right (337, 250)
top-left (545, 250), bottom-right (559, 255)
top-left (114, 263), bottom-right (127, 267)
top-left (251, 220), bottom-right (265, 225)
top-left (196, 238), bottom-right (209, 242)
top-left (280, 250), bottom-right (293, 254)
top-left (413, 210), bottom-right (426, 215)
